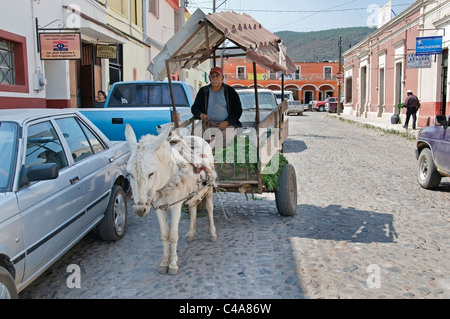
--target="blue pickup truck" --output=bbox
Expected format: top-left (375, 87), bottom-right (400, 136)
top-left (80, 81), bottom-right (196, 141)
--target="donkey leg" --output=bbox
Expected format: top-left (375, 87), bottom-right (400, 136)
top-left (185, 205), bottom-right (197, 242)
top-left (155, 209), bottom-right (170, 274)
top-left (168, 204), bottom-right (182, 275)
top-left (205, 188), bottom-right (217, 242)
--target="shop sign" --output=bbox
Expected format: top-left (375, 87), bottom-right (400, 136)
top-left (39, 32), bottom-right (81, 60)
top-left (416, 36), bottom-right (443, 55)
top-left (96, 44), bottom-right (117, 59)
top-left (407, 54), bottom-right (431, 68)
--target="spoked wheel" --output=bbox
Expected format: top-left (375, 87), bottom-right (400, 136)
top-left (275, 163), bottom-right (297, 216)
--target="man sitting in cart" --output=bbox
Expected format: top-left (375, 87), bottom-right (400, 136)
top-left (191, 67), bottom-right (243, 149)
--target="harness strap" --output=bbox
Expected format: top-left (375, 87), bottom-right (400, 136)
top-left (153, 180), bottom-right (215, 211)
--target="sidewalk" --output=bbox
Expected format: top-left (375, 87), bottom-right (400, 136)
top-left (326, 113), bottom-right (419, 140)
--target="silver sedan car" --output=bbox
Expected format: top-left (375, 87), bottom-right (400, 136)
top-left (0, 109), bottom-right (130, 298)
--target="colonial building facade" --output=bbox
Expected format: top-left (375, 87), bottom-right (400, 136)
top-left (0, 0), bottom-right (206, 109)
top-left (222, 57), bottom-right (340, 104)
top-left (343, 0), bottom-right (450, 127)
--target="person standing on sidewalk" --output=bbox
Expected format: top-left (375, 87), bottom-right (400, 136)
top-left (403, 90), bottom-right (420, 129)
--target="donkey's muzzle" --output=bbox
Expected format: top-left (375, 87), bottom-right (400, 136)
top-left (133, 205), bottom-right (150, 218)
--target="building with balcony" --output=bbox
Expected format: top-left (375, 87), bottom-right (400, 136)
top-left (222, 57), bottom-right (340, 104)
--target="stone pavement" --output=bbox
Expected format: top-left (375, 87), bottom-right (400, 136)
top-left (20, 112), bottom-right (450, 299)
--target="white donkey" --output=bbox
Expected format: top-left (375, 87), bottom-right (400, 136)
top-left (125, 124), bottom-right (217, 275)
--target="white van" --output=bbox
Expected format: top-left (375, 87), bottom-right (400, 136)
top-left (273, 90), bottom-right (294, 104)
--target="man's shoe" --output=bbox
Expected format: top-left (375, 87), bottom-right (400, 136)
top-left (402, 125), bottom-right (407, 129)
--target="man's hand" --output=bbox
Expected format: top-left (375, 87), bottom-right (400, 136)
top-left (200, 113), bottom-right (209, 122)
top-left (218, 120), bottom-right (229, 130)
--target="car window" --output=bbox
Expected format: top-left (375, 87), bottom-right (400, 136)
top-left (55, 117), bottom-right (104, 163)
top-left (0, 122), bottom-right (19, 191)
top-left (108, 83), bottom-right (190, 107)
top-left (25, 121), bottom-right (69, 170)
top-left (238, 91), bottom-right (277, 110)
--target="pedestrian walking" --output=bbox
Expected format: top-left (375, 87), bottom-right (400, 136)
top-left (403, 90), bottom-right (420, 129)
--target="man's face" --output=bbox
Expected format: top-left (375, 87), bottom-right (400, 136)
top-left (209, 72), bottom-right (223, 90)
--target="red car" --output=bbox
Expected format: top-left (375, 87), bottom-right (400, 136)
top-left (311, 99), bottom-right (327, 112)
top-left (326, 97), bottom-right (344, 113)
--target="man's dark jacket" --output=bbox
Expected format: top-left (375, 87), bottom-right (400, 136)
top-left (191, 83), bottom-right (243, 128)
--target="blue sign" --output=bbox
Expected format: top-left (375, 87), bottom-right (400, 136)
top-left (416, 36), bottom-right (443, 55)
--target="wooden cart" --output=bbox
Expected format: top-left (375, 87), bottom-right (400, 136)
top-left (149, 9), bottom-right (299, 216)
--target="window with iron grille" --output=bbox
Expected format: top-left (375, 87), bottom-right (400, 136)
top-left (0, 40), bottom-right (15, 85)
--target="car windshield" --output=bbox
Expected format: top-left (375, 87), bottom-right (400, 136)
top-left (0, 122), bottom-right (19, 192)
top-left (238, 91), bottom-right (277, 110)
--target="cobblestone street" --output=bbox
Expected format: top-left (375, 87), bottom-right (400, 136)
top-left (20, 112), bottom-right (450, 299)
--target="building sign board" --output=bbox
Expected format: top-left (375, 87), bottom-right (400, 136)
top-left (407, 54), bottom-right (432, 68)
top-left (416, 36), bottom-right (443, 55)
top-left (96, 44), bottom-right (117, 59)
top-left (39, 33), bottom-right (81, 60)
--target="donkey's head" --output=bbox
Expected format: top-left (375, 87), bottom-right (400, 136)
top-left (125, 124), bottom-right (172, 217)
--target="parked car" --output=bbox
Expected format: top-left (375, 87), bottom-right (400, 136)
top-left (311, 99), bottom-right (328, 112)
top-left (325, 97), bottom-right (344, 113)
top-left (0, 109), bottom-right (130, 298)
top-left (236, 88), bottom-right (278, 127)
top-left (416, 115), bottom-right (450, 189)
top-left (272, 90), bottom-right (294, 105)
top-left (287, 100), bottom-right (304, 116)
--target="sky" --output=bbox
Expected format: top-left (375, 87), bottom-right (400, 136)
top-left (187, 0), bottom-right (416, 32)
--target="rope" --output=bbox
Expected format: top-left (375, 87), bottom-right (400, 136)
top-left (153, 179), bottom-right (215, 211)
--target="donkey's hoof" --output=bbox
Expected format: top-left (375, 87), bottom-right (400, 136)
top-left (210, 234), bottom-right (217, 242)
top-left (158, 265), bottom-right (168, 274)
top-left (185, 234), bottom-right (195, 242)
top-left (168, 266), bottom-right (178, 275)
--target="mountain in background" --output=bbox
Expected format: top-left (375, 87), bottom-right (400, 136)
top-left (276, 27), bottom-right (376, 63)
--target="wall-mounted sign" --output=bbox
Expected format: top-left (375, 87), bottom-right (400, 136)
top-left (407, 54), bottom-right (432, 68)
top-left (96, 44), bottom-right (117, 59)
top-left (416, 36), bottom-right (443, 55)
top-left (39, 32), bottom-right (81, 60)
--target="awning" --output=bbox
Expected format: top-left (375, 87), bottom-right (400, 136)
top-left (148, 9), bottom-right (297, 81)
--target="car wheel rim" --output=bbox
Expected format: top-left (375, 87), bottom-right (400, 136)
top-left (113, 193), bottom-right (126, 235)
top-left (0, 283), bottom-right (11, 299)
top-left (419, 157), bottom-right (428, 181)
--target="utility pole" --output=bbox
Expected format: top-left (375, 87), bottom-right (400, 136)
top-left (179, 0), bottom-right (186, 81)
top-left (337, 35), bottom-right (342, 115)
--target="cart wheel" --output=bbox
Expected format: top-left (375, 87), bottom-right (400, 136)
top-left (275, 163), bottom-right (297, 216)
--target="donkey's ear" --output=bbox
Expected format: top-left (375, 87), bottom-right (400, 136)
top-left (125, 123), bottom-right (137, 152)
top-left (153, 123), bottom-right (171, 149)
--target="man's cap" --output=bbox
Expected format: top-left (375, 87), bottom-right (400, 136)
top-left (210, 67), bottom-right (223, 75)
top-left (407, 90), bottom-right (413, 94)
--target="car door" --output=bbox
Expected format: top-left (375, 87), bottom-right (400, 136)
top-left (433, 122), bottom-right (450, 174)
top-left (17, 119), bottom-right (85, 282)
top-left (54, 116), bottom-right (112, 224)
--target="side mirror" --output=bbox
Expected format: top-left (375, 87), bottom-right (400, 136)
top-left (19, 163), bottom-right (59, 188)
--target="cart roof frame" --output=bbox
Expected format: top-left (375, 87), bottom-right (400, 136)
top-left (148, 9), bottom-right (297, 81)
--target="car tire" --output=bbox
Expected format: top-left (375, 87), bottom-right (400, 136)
top-left (275, 164), bottom-right (297, 216)
top-left (417, 148), bottom-right (442, 189)
top-left (0, 266), bottom-right (18, 299)
top-left (319, 106), bottom-right (324, 112)
top-left (97, 185), bottom-right (128, 241)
